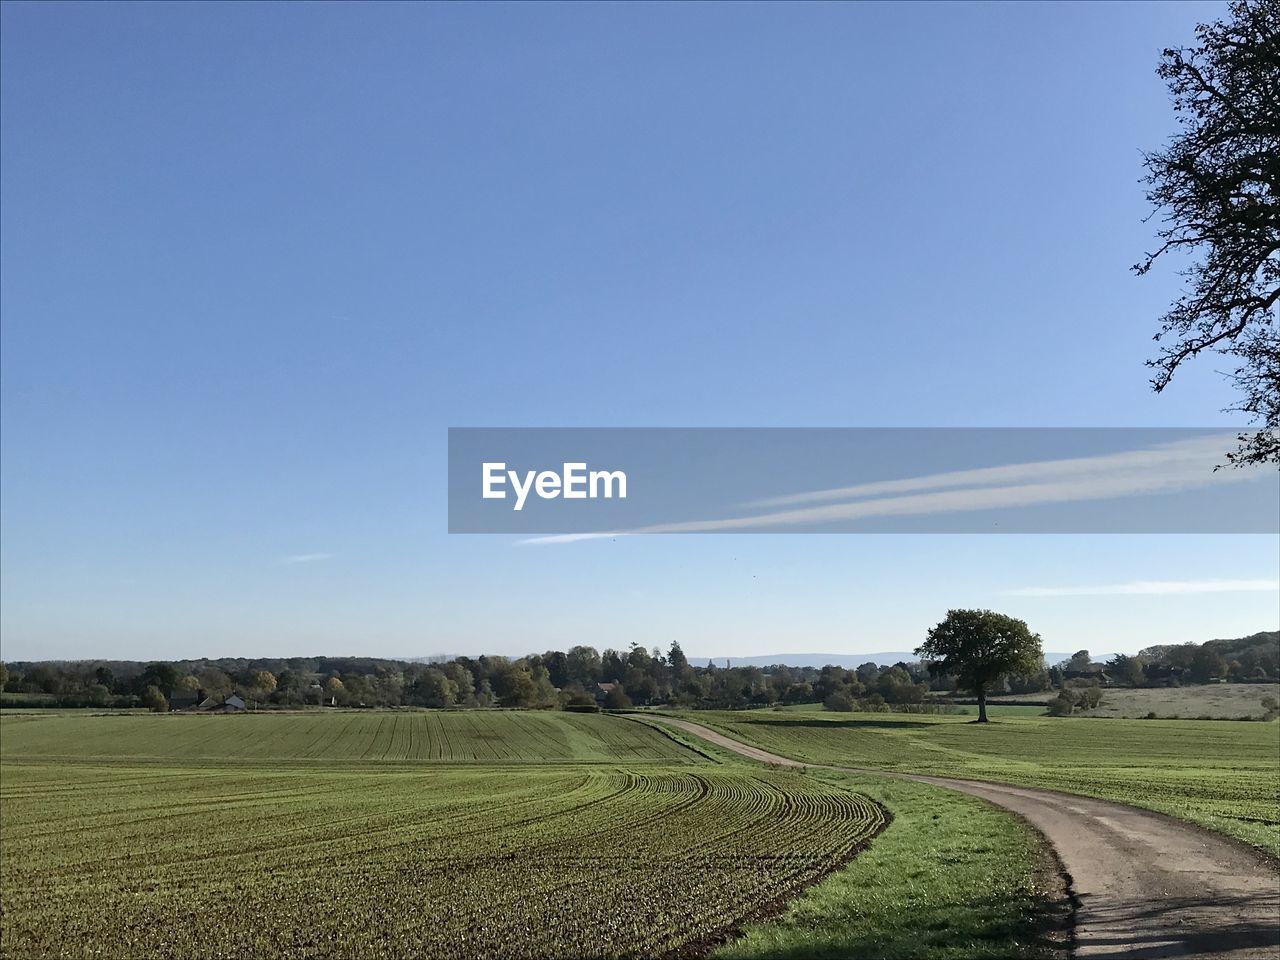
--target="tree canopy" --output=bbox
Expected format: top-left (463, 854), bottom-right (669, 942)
top-left (1137, 1), bottom-right (1280, 465)
top-left (915, 609), bottom-right (1044, 722)
top-left (2, 631), bottom-right (1273, 711)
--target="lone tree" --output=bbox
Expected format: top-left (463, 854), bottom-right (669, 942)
top-left (141, 685), bottom-right (169, 714)
top-left (915, 609), bottom-right (1044, 723)
top-left (1136, 0), bottom-right (1280, 466)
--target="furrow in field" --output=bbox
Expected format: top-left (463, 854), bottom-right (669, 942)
top-left (0, 742), bottom-right (887, 960)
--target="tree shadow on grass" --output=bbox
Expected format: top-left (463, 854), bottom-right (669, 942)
top-left (742, 718), bottom-right (935, 730)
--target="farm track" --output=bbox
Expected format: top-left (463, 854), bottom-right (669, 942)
top-left (634, 714), bottom-right (1280, 960)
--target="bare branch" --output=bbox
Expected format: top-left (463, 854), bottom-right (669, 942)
top-left (1137, 0), bottom-right (1280, 465)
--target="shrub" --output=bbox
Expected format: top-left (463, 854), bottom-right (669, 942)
top-left (1077, 686), bottom-right (1104, 710)
top-left (823, 691), bottom-right (855, 712)
top-left (141, 685), bottom-right (169, 713)
top-left (603, 687), bottom-right (632, 710)
top-left (1046, 690), bottom-right (1077, 716)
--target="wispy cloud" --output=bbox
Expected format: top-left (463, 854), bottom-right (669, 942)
top-left (742, 435), bottom-right (1247, 510)
top-left (519, 532), bottom-right (621, 545)
top-left (279, 553), bottom-right (334, 565)
top-left (523, 434), bottom-right (1258, 542)
top-left (1003, 578), bottom-right (1278, 597)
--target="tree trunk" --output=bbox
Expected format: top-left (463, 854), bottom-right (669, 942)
top-left (977, 685), bottom-right (988, 723)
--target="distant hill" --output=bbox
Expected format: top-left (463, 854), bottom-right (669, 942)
top-left (688, 652), bottom-right (916, 669)
top-left (691, 651), bottom-right (1115, 669)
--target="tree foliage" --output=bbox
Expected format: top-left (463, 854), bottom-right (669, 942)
top-left (1, 631), bottom-right (1273, 711)
top-left (1137, 1), bottom-right (1280, 465)
top-left (141, 685), bottom-right (168, 713)
top-left (251, 671), bottom-right (277, 693)
top-left (915, 610), bottom-right (1044, 722)
top-left (1065, 650), bottom-right (1092, 672)
top-left (1189, 645), bottom-right (1229, 683)
top-left (603, 685), bottom-right (632, 710)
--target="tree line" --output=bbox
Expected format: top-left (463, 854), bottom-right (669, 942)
top-left (1, 631), bottom-right (1273, 713)
top-left (1105, 631), bottom-right (1280, 686)
top-left (0, 645), bottom-right (952, 712)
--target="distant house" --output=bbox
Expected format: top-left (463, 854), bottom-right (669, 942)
top-left (168, 690), bottom-right (201, 711)
top-left (1063, 664), bottom-right (1113, 686)
top-left (195, 694), bottom-right (248, 713)
top-left (595, 682), bottom-right (617, 702)
top-left (1143, 663), bottom-right (1187, 686)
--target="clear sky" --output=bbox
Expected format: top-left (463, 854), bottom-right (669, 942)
top-left (2, 1), bottom-right (1276, 662)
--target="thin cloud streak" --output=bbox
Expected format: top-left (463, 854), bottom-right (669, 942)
top-left (744, 435), bottom-right (1240, 509)
top-left (522, 434), bottom-right (1263, 543)
top-left (621, 460), bottom-right (1256, 534)
top-left (1004, 579), bottom-right (1278, 597)
top-left (279, 553), bottom-right (334, 565)
top-left (519, 532), bottom-right (623, 545)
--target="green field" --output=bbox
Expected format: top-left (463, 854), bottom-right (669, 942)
top-left (0, 762), bottom-right (884, 958)
top-left (0, 710), bottom-right (1062, 959)
top-left (1063, 683), bottom-right (1279, 720)
top-left (0, 709), bottom-right (699, 765)
top-left (938, 682), bottom-right (1280, 719)
top-left (682, 711), bottom-right (1280, 854)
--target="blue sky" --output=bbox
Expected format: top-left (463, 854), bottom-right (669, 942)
top-left (2, 1), bottom-right (1276, 662)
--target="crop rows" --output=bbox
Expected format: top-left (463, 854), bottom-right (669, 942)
top-left (695, 711), bottom-right (1280, 853)
top-left (0, 760), bottom-right (886, 959)
top-left (0, 710), bottom-right (698, 766)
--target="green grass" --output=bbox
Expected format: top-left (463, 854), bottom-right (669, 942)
top-left (0, 711), bottom-right (1060, 959)
top-left (681, 710), bottom-right (1280, 854)
top-left (718, 771), bottom-right (1063, 959)
top-left (0, 709), bottom-right (700, 765)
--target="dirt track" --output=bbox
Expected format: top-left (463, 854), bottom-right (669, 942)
top-left (637, 714), bottom-right (1280, 960)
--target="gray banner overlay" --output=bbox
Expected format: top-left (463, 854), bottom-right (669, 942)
top-left (447, 428), bottom-right (1279, 536)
